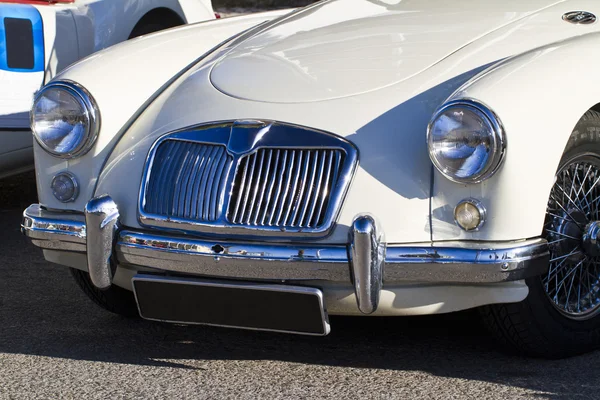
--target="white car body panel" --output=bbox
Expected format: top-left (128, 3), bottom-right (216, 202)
top-left (28, 0), bottom-right (600, 314)
top-left (0, 0), bottom-right (215, 177)
top-left (210, 0), bottom-right (562, 103)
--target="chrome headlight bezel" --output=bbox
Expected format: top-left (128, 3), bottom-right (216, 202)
top-left (30, 80), bottom-right (100, 159)
top-left (427, 99), bottom-right (506, 184)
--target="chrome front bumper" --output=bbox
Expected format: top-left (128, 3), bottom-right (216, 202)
top-left (22, 197), bottom-right (550, 314)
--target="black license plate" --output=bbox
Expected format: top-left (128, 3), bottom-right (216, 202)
top-left (132, 275), bottom-right (330, 336)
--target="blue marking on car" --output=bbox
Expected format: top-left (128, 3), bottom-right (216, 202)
top-left (0, 4), bottom-right (44, 73)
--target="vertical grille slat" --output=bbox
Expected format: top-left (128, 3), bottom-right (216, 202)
top-left (259, 150), bottom-right (281, 225)
top-left (303, 150), bottom-right (327, 228)
top-left (208, 147), bottom-right (231, 221)
top-left (203, 147), bottom-right (225, 219)
top-left (160, 141), bottom-right (187, 215)
top-left (176, 144), bottom-right (201, 216)
top-left (252, 149), bottom-right (273, 225)
top-left (280, 150), bottom-right (304, 226)
top-left (186, 146), bottom-right (210, 218)
top-left (239, 152), bottom-right (258, 223)
top-left (195, 146), bottom-right (220, 220)
top-left (312, 151), bottom-right (335, 228)
top-left (228, 148), bottom-right (345, 230)
top-left (184, 145), bottom-right (209, 218)
top-left (297, 150), bottom-right (319, 227)
top-left (150, 140), bottom-right (176, 215)
top-left (246, 150), bottom-right (266, 224)
top-left (268, 150), bottom-right (291, 226)
top-left (143, 140), bottom-right (232, 222)
top-left (172, 142), bottom-right (197, 216)
top-left (288, 151), bottom-right (312, 226)
top-left (231, 156), bottom-right (249, 222)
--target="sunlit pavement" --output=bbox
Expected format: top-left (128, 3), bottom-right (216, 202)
top-left (0, 172), bottom-right (597, 399)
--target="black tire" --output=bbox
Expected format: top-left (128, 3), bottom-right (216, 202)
top-left (482, 110), bottom-right (600, 358)
top-left (70, 268), bottom-right (139, 318)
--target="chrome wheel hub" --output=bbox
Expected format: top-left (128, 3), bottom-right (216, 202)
top-left (544, 155), bottom-right (600, 320)
top-left (582, 221), bottom-right (600, 257)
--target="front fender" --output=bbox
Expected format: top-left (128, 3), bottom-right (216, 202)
top-left (432, 32), bottom-right (600, 242)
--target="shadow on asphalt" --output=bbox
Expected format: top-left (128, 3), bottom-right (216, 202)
top-left (0, 172), bottom-right (596, 399)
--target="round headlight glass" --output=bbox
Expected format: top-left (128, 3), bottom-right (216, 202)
top-left (427, 100), bottom-right (505, 183)
top-left (31, 81), bottom-right (99, 158)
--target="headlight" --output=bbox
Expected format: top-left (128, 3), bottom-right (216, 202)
top-left (31, 81), bottom-right (100, 158)
top-left (427, 99), bottom-right (505, 183)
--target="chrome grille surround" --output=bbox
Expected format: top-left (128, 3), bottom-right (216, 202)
top-left (139, 120), bottom-right (358, 240)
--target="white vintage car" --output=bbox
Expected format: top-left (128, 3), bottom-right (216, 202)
top-left (0, 0), bottom-right (216, 179)
top-left (20, 0), bottom-right (600, 358)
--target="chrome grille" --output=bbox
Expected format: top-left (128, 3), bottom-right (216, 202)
top-left (139, 121), bottom-right (358, 240)
top-left (143, 140), bottom-right (232, 222)
top-left (228, 148), bottom-right (344, 229)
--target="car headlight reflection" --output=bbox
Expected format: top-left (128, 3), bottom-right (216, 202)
top-left (427, 99), bottom-right (505, 183)
top-left (31, 81), bottom-right (100, 158)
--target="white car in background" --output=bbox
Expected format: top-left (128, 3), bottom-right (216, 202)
top-left (0, 0), bottom-right (215, 179)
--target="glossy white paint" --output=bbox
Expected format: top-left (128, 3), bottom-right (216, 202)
top-left (210, 0), bottom-right (561, 103)
top-left (30, 0), bottom-right (600, 313)
top-left (321, 281), bottom-right (528, 316)
top-left (0, 0), bottom-right (216, 178)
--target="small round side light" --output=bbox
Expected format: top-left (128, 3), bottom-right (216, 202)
top-left (51, 172), bottom-right (79, 203)
top-left (454, 199), bottom-right (486, 231)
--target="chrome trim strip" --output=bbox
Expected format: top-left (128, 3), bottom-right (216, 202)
top-left (384, 242), bottom-right (549, 282)
top-left (118, 230), bottom-right (351, 281)
top-left (115, 231), bottom-right (548, 285)
top-left (132, 274), bottom-right (331, 336)
top-left (138, 120), bottom-right (358, 240)
top-left (22, 204), bottom-right (550, 289)
top-left (21, 204), bottom-right (86, 252)
top-left (349, 215), bottom-right (385, 314)
top-left (84, 195), bottom-right (119, 289)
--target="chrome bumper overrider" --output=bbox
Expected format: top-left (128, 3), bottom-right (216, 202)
top-left (22, 197), bottom-right (550, 314)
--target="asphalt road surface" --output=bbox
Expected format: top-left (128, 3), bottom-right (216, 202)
top-left (1, 172), bottom-right (599, 399)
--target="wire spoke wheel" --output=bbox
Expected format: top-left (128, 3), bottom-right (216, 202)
top-left (481, 112), bottom-right (600, 358)
top-left (543, 153), bottom-right (600, 320)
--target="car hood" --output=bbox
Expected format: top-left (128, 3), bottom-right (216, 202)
top-left (210, 0), bottom-right (561, 103)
